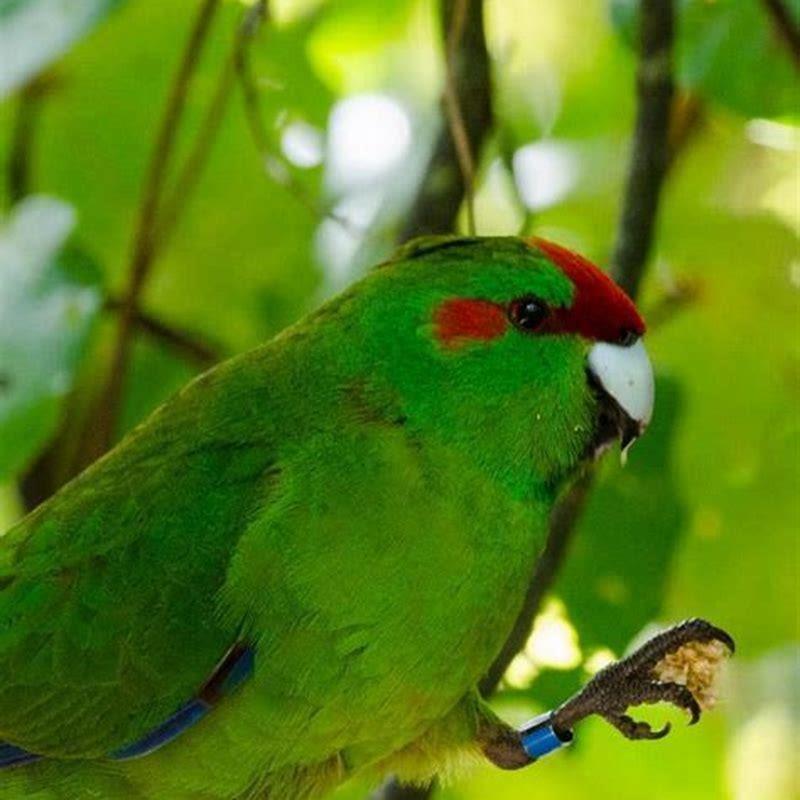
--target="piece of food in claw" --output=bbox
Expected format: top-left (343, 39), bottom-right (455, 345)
top-left (653, 640), bottom-right (732, 711)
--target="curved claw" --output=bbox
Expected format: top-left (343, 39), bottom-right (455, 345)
top-left (550, 619), bottom-right (734, 740)
top-left (621, 619), bottom-right (735, 678)
top-left (651, 681), bottom-right (702, 725)
top-left (682, 618), bottom-right (736, 654)
top-left (648, 721), bottom-right (672, 740)
top-left (605, 714), bottom-right (671, 741)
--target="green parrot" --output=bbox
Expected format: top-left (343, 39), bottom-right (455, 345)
top-left (0, 235), bottom-right (670, 799)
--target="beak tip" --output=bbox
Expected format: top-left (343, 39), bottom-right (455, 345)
top-left (588, 339), bottom-right (654, 437)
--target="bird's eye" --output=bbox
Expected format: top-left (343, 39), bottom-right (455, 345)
top-left (508, 296), bottom-right (549, 332)
top-left (618, 328), bottom-right (639, 347)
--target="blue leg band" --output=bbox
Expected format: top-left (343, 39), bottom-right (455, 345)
top-left (520, 712), bottom-right (573, 760)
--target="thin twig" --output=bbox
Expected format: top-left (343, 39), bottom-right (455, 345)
top-left (761, 0), bottom-right (800, 69)
top-left (77, 0), bottom-right (220, 467)
top-left (399, 0), bottom-right (492, 241)
top-left (154, 25), bottom-right (241, 250)
top-left (234, 2), bottom-right (360, 236)
top-left (667, 92), bottom-right (704, 170)
top-left (442, 0), bottom-right (476, 234)
top-left (104, 298), bottom-right (220, 367)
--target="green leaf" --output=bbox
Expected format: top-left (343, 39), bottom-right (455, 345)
top-left (679, 0), bottom-right (799, 118)
top-left (0, 197), bottom-right (101, 480)
top-left (610, 0), bottom-right (800, 118)
top-left (0, 0), bottom-right (124, 99)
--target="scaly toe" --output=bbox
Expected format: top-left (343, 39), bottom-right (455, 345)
top-left (605, 713), bottom-right (671, 741)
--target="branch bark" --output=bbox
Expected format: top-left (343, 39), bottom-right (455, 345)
top-left (442, 0), bottom-right (478, 234)
top-left (376, 2), bottom-right (676, 798)
top-left (103, 298), bottom-right (220, 367)
top-left (399, 0), bottom-right (492, 242)
top-left (761, 0), bottom-right (800, 69)
top-left (610, 0), bottom-right (674, 295)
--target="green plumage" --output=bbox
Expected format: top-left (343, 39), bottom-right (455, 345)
top-left (0, 238), bottom-right (599, 799)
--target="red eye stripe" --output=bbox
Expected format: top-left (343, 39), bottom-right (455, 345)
top-left (531, 237), bottom-right (646, 343)
top-left (434, 298), bottom-right (508, 347)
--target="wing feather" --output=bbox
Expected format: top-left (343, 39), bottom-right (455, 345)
top-left (0, 374), bottom-right (277, 758)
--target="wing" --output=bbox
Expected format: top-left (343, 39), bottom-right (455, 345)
top-left (0, 361), bottom-right (279, 758)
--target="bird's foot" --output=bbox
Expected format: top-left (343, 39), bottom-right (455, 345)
top-left (478, 723), bottom-right (533, 771)
top-left (550, 618), bottom-right (735, 741)
top-left (479, 619), bottom-right (734, 771)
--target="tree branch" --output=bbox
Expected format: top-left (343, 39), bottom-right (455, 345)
top-left (610, 0), bottom-right (674, 295)
top-left (103, 298), bottom-right (220, 367)
top-left (76, 0), bottom-right (221, 468)
top-left (154, 16), bottom-right (242, 251)
top-left (399, 0), bottom-right (492, 241)
top-left (761, 0), bottom-right (800, 69)
top-left (442, 0), bottom-right (478, 234)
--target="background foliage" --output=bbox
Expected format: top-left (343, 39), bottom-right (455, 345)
top-left (0, 1), bottom-right (798, 799)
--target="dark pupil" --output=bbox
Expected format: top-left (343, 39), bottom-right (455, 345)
top-left (510, 297), bottom-right (547, 331)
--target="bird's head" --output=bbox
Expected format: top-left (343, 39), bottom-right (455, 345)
top-left (338, 236), bottom-right (653, 498)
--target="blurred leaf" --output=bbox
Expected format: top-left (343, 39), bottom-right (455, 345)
top-left (0, 0), bottom-right (124, 99)
top-left (0, 196), bottom-right (101, 480)
top-left (651, 205), bottom-right (800, 656)
top-left (679, 0), bottom-right (799, 118)
top-left (610, 0), bottom-right (800, 118)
